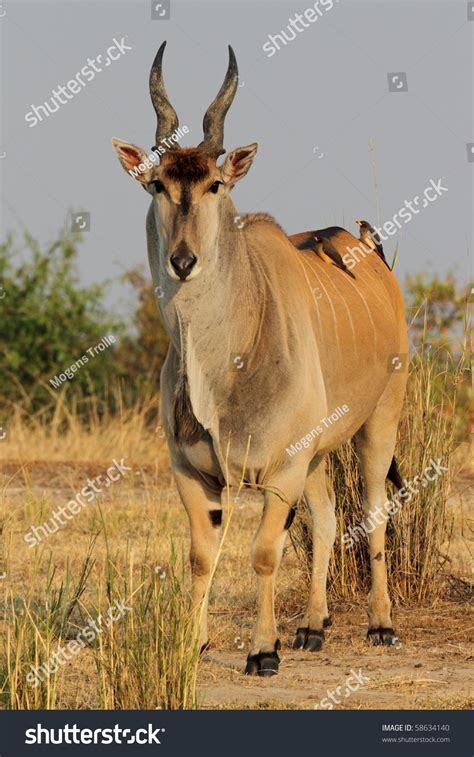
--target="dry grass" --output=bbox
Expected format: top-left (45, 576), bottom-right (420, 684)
top-left (0, 451), bottom-right (472, 710)
top-left (0, 466), bottom-right (201, 709)
top-left (0, 342), bottom-right (471, 710)
top-left (1, 390), bottom-right (166, 466)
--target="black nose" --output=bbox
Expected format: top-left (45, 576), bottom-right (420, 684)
top-left (170, 252), bottom-right (197, 280)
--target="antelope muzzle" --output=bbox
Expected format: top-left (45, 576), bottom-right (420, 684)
top-left (170, 241), bottom-right (197, 281)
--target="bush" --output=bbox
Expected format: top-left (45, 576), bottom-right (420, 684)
top-left (0, 230), bottom-right (123, 414)
top-left (405, 272), bottom-right (470, 353)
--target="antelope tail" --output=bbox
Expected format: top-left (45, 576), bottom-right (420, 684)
top-left (386, 456), bottom-right (403, 490)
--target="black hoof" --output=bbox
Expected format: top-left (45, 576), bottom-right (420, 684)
top-left (323, 616), bottom-right (333, 628)
top-left (244, 641), bottom-right (280, 677)
top-left (293, 626), bottom-right (325, 651)
top-left (367, 627), bottom-right (396, 646)
top-left (200, 641), bottom-right (211, 655)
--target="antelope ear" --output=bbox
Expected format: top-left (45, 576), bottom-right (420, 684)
top-left (111, 138), bottom-right (156, 184)
top-left (220, 143), bottom-right (258, 185)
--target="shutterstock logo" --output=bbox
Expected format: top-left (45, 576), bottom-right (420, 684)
top-left (25, 723), bottom-right (165, 745)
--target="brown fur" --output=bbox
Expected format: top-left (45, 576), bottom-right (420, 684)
top-left (172, 368), bottom-right (206, 445)
top-left (163, 148), bottom-right (211, 183)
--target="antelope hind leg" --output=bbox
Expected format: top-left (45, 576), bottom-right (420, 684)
top-left (355, 407), bottom-right (402, 647)
top-left (294, 459), bottom-right (336, 652)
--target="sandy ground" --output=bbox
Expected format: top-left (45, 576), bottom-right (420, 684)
top-left (199, 602), bottom-right (473, 710)
top-left (0, 458), bottom-right (472, 710)
top-left (201, 473), bottom-right (473, 710)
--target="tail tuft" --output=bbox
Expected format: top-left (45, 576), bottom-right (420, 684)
top-left (387, 456), bottom-right (403, 490)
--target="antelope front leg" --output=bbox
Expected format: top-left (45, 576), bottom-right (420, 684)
top-left (245, 474), bottom-right (305, 677)
top-left (173, 463), bottom-right (222, 651)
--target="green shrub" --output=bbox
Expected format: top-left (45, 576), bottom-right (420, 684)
top-left (0, 229), bottom-right (123, 413)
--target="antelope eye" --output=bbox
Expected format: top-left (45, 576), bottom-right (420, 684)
top-left (152, 180), bottom-right (164, 193)
top-left (208, 181), bottom-right (221, 194)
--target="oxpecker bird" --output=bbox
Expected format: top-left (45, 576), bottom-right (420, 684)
top-left (356, 219), bottom-right (390, 269)
top-left (313, 235), bottom-right (356, 279)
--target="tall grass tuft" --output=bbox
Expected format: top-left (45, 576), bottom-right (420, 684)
top-left (92, 547), bottom-right (200, 710)
top-left (0, 538), bottom-right (201, 710)
top-left (0, 547), bottom-right (94, 709)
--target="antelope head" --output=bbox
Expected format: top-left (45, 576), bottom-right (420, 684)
top-left (112, 42), bottom-right (257, 282)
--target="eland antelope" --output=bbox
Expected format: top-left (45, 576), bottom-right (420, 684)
top-left (112, 42), bottom-right (408, 676)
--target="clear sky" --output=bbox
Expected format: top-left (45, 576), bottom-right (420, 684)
top-left (1, 0), bottom-right (472, 314)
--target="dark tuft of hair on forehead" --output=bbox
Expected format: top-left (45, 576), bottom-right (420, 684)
top-left (163, 148), bottom-right (211, 183)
